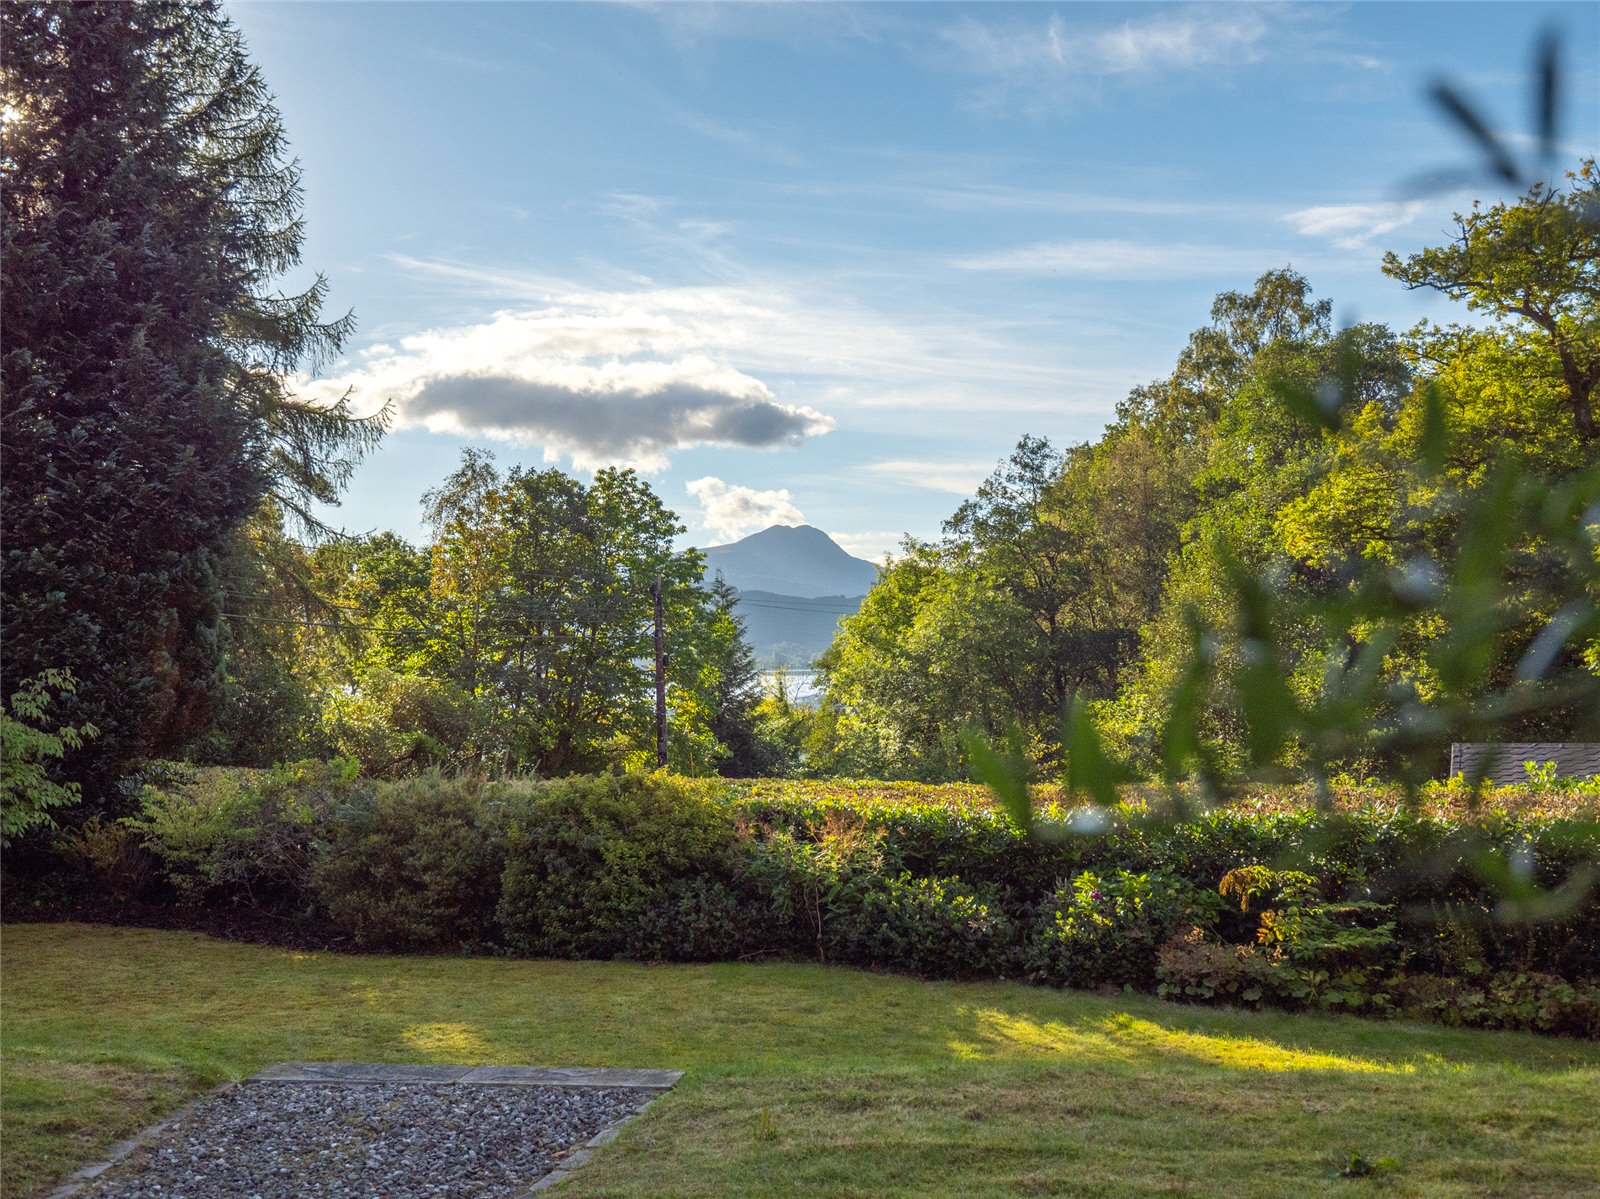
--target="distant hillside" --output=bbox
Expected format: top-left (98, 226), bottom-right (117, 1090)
top-left (699, 525), bottom-right (879, 666)
top-left (730, 590), bottom-right (863, 668)
top-left (701, 524), bottom-right (878, 599)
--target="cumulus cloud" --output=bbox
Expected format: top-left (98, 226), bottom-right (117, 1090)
top-left (1283, 200), bottom-right (1428, 249)
top-left (687, 477), bottom-right (805, 540)
top-left (300, 294), bottom-right (834, 470)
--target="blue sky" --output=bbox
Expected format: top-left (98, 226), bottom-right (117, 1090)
top-left (230, 1), bottom-right (1600, 561)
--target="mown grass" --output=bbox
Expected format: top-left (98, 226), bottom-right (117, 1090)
top-left (3, 923), bottom-right (1597, 1198)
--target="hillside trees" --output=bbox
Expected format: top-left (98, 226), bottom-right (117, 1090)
top-left (820, 177), bottom-right (1597, 784)
top-left (1, 2), bottom-right (380, 803)
top-left (818, 270), bottom-right (1399, 781)
top-left (1094, 170), bottom-right (1599, 781)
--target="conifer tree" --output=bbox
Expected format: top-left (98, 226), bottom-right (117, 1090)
top-left (1, 2), bottom-right (380, 802)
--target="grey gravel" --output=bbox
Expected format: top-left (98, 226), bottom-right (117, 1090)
top-left (77, 1082), bottom-right (655, 1199)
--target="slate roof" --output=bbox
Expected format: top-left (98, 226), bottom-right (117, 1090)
top-left (1447, 743), bottom-right (1600, 786)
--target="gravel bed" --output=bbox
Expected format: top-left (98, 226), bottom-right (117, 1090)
top-left (77, 1082), bottom-right (655, 1199)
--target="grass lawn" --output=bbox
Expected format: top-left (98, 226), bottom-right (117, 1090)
top-left (3, 924), bottom-right (1597, 1198)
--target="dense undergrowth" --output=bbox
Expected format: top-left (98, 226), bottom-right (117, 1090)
top-left (7, 765), bottom-right (1597, 1036)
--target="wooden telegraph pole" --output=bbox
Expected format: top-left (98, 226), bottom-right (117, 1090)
top-left (651, 576), bottom-right (667, 769)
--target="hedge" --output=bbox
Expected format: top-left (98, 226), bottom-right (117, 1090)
top-left (16, 765), bottom-right (1600, 1037)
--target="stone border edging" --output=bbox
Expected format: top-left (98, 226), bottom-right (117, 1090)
top-left (44, 1084), bottom-right (242, 1199)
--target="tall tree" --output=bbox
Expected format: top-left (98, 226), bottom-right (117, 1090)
top-left (1, 2), bottom-right (378, 801)
top-left (1383, 160), bottom-right (1600, 441)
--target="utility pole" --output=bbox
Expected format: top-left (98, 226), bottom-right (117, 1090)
top-left (652, 576), bottom-right (667, 769)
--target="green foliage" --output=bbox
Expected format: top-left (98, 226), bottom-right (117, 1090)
top-left (1, 671), bottom-right (99, 843)
top-left (129, 758), bottom-right (364, 906)
top-left (316, 669), bottom-right (489, 778)
top-left (1395, 969), bottom-right (1600, 1038)
top-left (23, 764), bottom-right (1595, 1034)
top-left (851, 874), bottom-right (1017, 978)
top-left (53, 817), bottom-right (156, 904)
top-left (960, 160), bottom-right (1600, 961)
top-left (1383, 160), bottom-right (1599, 442)
top-left (310, 773), bottom-right (503, 951)
top-left (319, 451), bottom-right (753, 776)
top-left (818, 435), bottom-right (1142, 781)
top-left (496, 773), bottom-right (737, 958)
top-left (1154, 928), bottom-right (1286, 1007)
top-left (825, 159), bottom-right (1597, 794)
top-left (1025, 869), bottom-right (1221, 989)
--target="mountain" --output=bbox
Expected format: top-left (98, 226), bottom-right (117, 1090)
top-left (727, 590), bottom-right (864, 669)
top-left (699, 525), bottom-right (880, 667)
top-left (701, 524), bottom-right (878, 599)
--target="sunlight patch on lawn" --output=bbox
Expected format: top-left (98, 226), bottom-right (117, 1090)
top-left (953, 1009), bottom-right (1139, 1062)
top-left (398, 1022), bottom-right (491, 1060)
top-left (1098, 1013), bottom-right (1410, 1073)
top-left (953, 1006), bottom-right (1426, 1074)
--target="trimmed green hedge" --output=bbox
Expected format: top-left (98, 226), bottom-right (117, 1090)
top-left (26, 766), bottom-right (1600, 1036)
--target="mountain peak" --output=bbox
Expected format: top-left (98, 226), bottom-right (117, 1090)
top-left (700, 524), bottom-right (877, 599)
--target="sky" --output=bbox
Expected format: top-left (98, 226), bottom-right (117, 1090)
top-left (229, 1), bottom-right (1600, 562)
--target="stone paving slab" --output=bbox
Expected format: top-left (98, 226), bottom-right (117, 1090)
top-left (462, 1065), bottom-right (684, 1090)
top-left (245, 1061), bottom-right (684, 1089)
top-left (248, 1061), bottom-right (474, 1084)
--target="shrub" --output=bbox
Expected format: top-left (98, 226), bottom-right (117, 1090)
top-left (1025, 869), bottom-right (1222, 989)
top-left (1156, 928), bottom-right (1285, 1007)
top-left (53, 816), bottom-right (157, 904)
top-left (318, 670), bottom-right (489, 779)
top-left (496, 774), bottom-right (737, 959)
top-left (312, 773), bottom-right (504, 951)
top-left (1219, 865), bottom-right (1401, 970)
top-left (626, 876), bottom-right (759, 962)
top-left (847, 874), bottom-right (1017, 978)
top-left (129, 758), bottom-right (365, 907)
top-left (1, 669), bottom-right (99, 843)
top-left (1396, 970), bottom-right (1600, 1038)
top-left (1153, 929), bottom-right (1396, 1014)
top-left (735, 811), bottom-right (897, 961)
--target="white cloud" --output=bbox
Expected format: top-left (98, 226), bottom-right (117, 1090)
top-left (867, 460), bottom-right (993, 495)
top-left (954, 238), bottom-right (1270, 278)
top-left (301, 292), bottom-right (834, 471)
top-left (687, 477), bottom-right (805, 541)
top-left (1283, 201), bottom-right (1428, 249)
top-left (830, 531), bottom-right (912, 563)
top-left (371, 255), bottom-right (1122, 420)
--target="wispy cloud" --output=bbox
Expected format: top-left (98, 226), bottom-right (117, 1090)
top-left (867, 460), bottom-right (993, 495)
top-left (954, 238), bottom-right (1276, 278)
top-left (1283, 200), bottom-right (1429, 249)
top-left (378, 255), bottom-right (1125, 418)
top-left (687, 477), bottom-right (805, 541)
top-left (943, 6), bottom-right (1276, 108)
